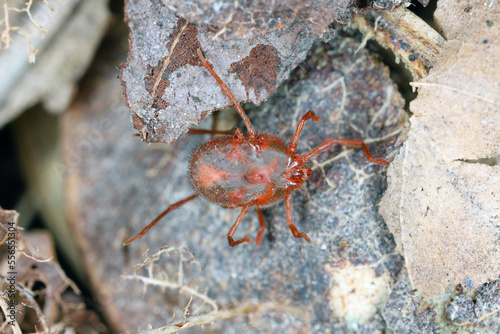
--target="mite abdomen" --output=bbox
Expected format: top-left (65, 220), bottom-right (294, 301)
top-left (189, 133), bottom-right (292, 208)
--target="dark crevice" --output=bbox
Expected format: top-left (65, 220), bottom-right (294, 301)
top-left (0, 125), bottom-right (26, 210)
top-left (365, 40), bottom-right (417, 112)
top-left (407, 0), bottom-right (439, 30)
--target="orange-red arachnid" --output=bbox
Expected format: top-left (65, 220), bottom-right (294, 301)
top-left (123, 49), bottom-right (390, 247)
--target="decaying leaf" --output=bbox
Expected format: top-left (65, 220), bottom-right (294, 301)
top-left (160, 0), bottom-right (403, 40)
top-left (120, 0), bottom-right (405, 144)
top-left (0, 208), bottom-right (105, 333)
top-left (380, 0), bottom-right (500, 297)
top-left (121, 0), bottom-right (319, 143)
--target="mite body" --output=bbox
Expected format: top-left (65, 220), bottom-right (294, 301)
top-left (190, 132), bottom-right (309, 209)
top-left (123, 49), bottom-right (389, 247)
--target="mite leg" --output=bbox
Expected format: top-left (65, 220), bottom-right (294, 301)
top-left (255, 208), bottom-right (266, 247)
top-left (197, 49), bottom-right (256, 138)
top-left (285, 195), bottom-right (311, 243)
top-left (302, 138), bottom-right (390, 165)
top-left (123, 194), bottom-right (199, 246)
top-left (227, 206), bottom-right (252, 247)
top-left (289, 111), bottom-right (322, 152)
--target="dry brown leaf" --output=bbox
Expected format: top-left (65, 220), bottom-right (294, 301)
top-left (380, 0), bottom-right (500, 297)
top-left (159, 0), bottom-right (403, 40)
top-left (120, 0), bottom-right (405, 144)
top-left (120, 0), bottom-right (321, 144)
top-left (0, 208), bottom-right (105, 333)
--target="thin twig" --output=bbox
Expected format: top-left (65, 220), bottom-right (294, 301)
top-left (0, 296), bottom-right (22, 334)
top-left (139, 301), bottom-right (310, 334)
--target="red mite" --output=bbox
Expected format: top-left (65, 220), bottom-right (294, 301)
top-left (123, 49), bottom-right (390, 247)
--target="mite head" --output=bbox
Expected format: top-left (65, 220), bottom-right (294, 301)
top-left (283, 154), bottom-right (311, 191)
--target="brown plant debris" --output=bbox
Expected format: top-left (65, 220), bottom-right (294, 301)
top-left (0, 208), bottom-right (105, 333)
top-left (352, 6), bottom-right (445, 80)
top-left (121, 0), bottom-right (406, 144)
top-left (380, 0), bottom-right (500, 297)
top-left (228, 44), bottom-right (281, 101)
top-left (159, 0), bottom-right (405, 41)
top-left (121, 0), bottom-right (321, 143)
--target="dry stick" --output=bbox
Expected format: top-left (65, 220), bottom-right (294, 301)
top-left (1, 0), bottom-right (11, 50)
top-left (0, 296), bottom-right (22, 334)
top-left (138, 301), bottom-right (310, 334)
top-left (122, 274), bottom-right (218, 312)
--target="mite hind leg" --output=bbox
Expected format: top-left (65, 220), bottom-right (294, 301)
top-left (227, 206), bottom-right (252, 247)
top-left (255, 208), bottom-right (266, 247)
top-left (285, 195), bottom-right (311, 243)
top-left (123, 194), bottom-right (199, 246)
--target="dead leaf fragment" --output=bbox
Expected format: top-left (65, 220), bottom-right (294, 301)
top-left (160, 0), bottom-right (394, 40)
top-left (228, 44), bottom-right (281, 100)
top-left (352, 6), bottom-right (445, 79)
top-left (0, 208), bottom-right (105, 333)
top-left (120, 0), bottom-right (320, 143)
top-left (380, 0), bottom-right (500, 297)
top-left (122, 0), bottom-right (408, 143)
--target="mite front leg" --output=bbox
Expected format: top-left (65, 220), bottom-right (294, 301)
top-left (227, 206), bottom-right (252, 246)
top-left (285, 195), bottom-right (311, 243)
top-left (302, 138), bottom-right (390, 165)
top-left (289, 111), bottom-right (321, 152)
